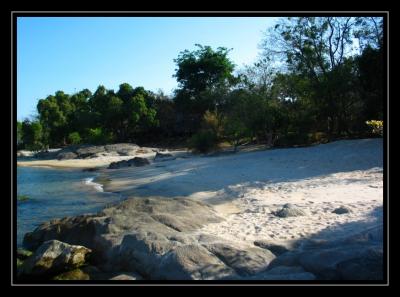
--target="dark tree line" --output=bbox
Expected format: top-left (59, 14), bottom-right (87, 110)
top-left (17, 17), bottom-right (384, 152)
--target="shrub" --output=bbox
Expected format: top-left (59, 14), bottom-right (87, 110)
top-left (308, 132), bottom-right (329, 144)
top-left (366, 120), bottom-right (383, 136)
top-left (67, 132), bottom-right (82, 144)
top-left (85, 128), bottom-right (115, 144)
top-left (275, 132), bottom-right (311, 147)
top-left (188, 130), bottom-right (218, 153)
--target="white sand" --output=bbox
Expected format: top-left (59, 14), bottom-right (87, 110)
top-left (17, 139), bottom-right (384, 246)
top-left (100, 138), bottom-right (383, 246)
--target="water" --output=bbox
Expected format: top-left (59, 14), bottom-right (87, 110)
top-left (16, 166), bottom-right (122, 247)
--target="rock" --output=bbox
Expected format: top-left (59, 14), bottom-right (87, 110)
top-left (253, 240), bottom-right (295, 256)
top-left (117, 150), bottom-right (137, 156)
top-left (204, 242), bottom-right (276, 276)
top-left (20, 240), bottom-right (92, 276)
top-left (17, 150), bottom-right (35, 157)
top-left (154, 152), bottom-right (175, 162)
top-left (336, 246), bottom-right (383, 280)
top-left (23, 198), bottom-right (227, 280)
top-left (76, 146), bottom-right (106, 158)
top-left (250, 266), bottom-right (316, 280)
top-left (332, 206), bottom-right (352, 214)
top-left (298, 243), bottom-right (383, 280)
top-left (35, 150), bottom-right (59, 160)
top-left (82, 167), bottom-right (100, 172)
top-left (273, 204), bottom-right (306, 217)
top-left (57, 152), bottom-right (78, 160)
top-left (108, 157), bottom-right (150, 169)
top-left (52, 268), bottom-right (90, 280)
top-left (104, 144), bottom-right (139, 154)
top-left (156, 244), bottom-right (237, 280)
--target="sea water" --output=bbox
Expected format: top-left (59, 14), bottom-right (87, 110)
top-left (16, 166), bottom-right (122, 247)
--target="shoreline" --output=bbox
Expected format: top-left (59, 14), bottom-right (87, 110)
top-left (17, 139), bottom-right (383, 248)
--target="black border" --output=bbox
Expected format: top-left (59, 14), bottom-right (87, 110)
top-left (11, 11), bottom-right (389, 286)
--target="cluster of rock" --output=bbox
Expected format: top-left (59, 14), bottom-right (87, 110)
top-left (56, 143), bottom-right (147, 160)
top-left (20, 197), bottom-right (383, 281)
top-left (106, 152), bottom-right (176, 169)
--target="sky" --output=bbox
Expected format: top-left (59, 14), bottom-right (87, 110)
top-left (17, 17), bottom-right (277, 121)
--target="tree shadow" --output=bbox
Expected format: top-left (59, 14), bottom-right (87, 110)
top-left (105, 139), bottom-right (383, 202)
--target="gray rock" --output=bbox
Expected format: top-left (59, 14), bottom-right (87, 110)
top-left (204, 242), bottom-right (276, 276)
top-left (253, 240), bottom-right (295, 256)
top-left (273, 204), bottom-right (306, 217)
top-left (20, 240), bottom-right (91, 276)
top-left (250, 266), bottom-right (316, 280)
top-left (57, 152), bottom-right (78, 160)
top-left (154, 152), bottom-right (175, 162)
top-left (104, 143), bottom-right (139, 154)
top-left (336, 246), bottom-right (383, 280)
top-left (332, 206), bottom-right (352, 214)
top-left (156, 244), bottom-right (237, 280)
top-left (76, 146), bottom-right (106, 158)
top-left (23, 198), bottom-right (227, 280)
top-left (108, 157), bottom-right (150, 169)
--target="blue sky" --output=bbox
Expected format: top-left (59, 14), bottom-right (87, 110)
top-left (17, 17), bottom-right (277, 120)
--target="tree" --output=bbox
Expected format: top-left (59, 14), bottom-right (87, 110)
top-left (17, 121), bottom-right (23, 148)
top-left (21, 119), bottom-right (43, 151)
top-left (173, 44), bottom-right (236, 134)
top-left (261, 16), bottom-right (383, 136)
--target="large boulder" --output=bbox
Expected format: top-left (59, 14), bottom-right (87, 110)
top-left (108, 157), bottom-right (150, 169)
top-left (20, 240), bottom-right (91, 276)
top-left (267, 224), bottom-right (384, 280)
top-left (204, 242), bottom-right (276, 276)
top-left (22, 197), bottom-right (283, 280)
top-left (57, 152), bottom-right (78, 160)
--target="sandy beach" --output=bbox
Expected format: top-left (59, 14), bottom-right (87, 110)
top-left (18, 139), bottom-right (383, 249)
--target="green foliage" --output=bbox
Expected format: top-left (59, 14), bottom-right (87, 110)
top-left (25, 19), bottom-right (382, 150)
top-left (85, 128), bottom-right (114, 145)
top-left (21, 119), bottom-right (43, 151)
top-left (274, 132), bottom-right (311, 147)
top-left (173, 45), bottom-right (237, 133)
top-left (223, 115), bottom-right (250, 151)
top-left (17, 121), bottom-right (23, 148)
top-left (68, 132), bottom-right (82, 144)
top-left (188, 130), bottom-right (218, 153)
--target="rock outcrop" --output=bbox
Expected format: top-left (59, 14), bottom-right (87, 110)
top-left (108, 157), bottom-right (150, 169)
top-left (20, 240), bottom-right (91, 276)
top-left (22, 198), bottom-right (383, 281)
top-left (267, 225), bottom-right (383, 280)
top-left (23, 197), bottom-right (279, 280)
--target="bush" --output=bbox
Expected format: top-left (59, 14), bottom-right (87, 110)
top-left (366, 120), bottom-right (383, 136)
top-left (85, 128), bottom-right (114, 144)
top-left (67, 132), bottom-right (82, 144)
top-left (275, 132), bottom-right (311, 147)
top-left (188, 130), bottom-right (218, 153)
top-left (308, 132), bottom-right (329, 144)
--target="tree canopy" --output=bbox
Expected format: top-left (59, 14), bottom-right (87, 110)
top-left (18, 17), bottom-right (384, 152)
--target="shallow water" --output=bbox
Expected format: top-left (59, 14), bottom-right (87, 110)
top-left (16, 166), bottom-right (122, 247)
